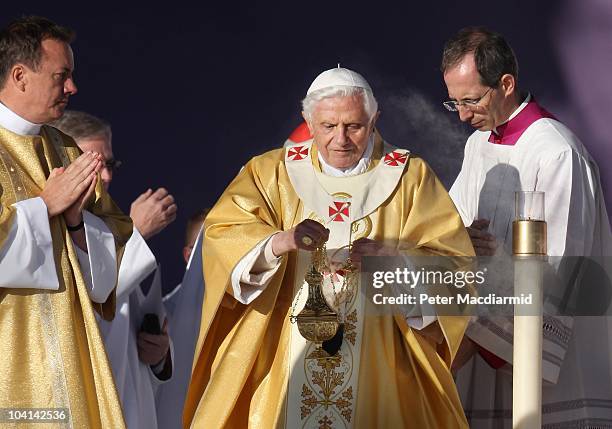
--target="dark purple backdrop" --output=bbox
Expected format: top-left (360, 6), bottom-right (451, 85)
top-left (3, 1), bottom-right (609, 290)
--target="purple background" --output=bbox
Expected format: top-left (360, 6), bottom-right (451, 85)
top-left (3, 1), bottom-right (609, 290)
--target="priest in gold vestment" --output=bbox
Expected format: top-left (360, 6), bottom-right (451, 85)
top-left (184, 67), bottom-right (475, 428)
top-left (0, 17), bottom-right (131, 428)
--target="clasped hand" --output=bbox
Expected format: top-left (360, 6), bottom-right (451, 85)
top-left (40, 151), bottom-right (102, 225)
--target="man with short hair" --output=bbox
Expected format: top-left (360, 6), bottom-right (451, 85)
top-left (52, 109), bottom-right (177, 429)
top-left (184, 67), bottom-right (475, 428)
top-left (0, 16), bottom-right (132, 427)
top-left (442, 27), bottom-right (612, 427)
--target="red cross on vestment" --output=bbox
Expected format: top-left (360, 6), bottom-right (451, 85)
top-left (383, 150), bottom-right (407, 166)
top-left (329, 201), bottom-right (350, 222)
top-left (287, 146), bottom-right (309, 161)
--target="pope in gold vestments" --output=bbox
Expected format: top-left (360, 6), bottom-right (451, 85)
top-left (0, 125), bottom-right (132, 428)
top-left (184, 133), bottom-right (475, 429)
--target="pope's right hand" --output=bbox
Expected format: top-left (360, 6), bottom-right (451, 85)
top-left (40, 151), bottom-right (102, 218)
top-left (271, 219), bottom-right (329, 256)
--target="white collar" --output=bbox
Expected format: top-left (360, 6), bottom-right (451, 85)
top-left (318, 134), bottom-right (375, 177)
top-left (492, 93), bottom-right (531, 135)
top-left (0, 101), bottom-right (41, 136)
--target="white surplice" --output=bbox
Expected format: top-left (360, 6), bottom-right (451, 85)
top-left (156, 228), bottom-right (205, 429)
top-left (450, 97), bottom-right (612, 428)
top-left (97, 228), bottom-right (173, 429)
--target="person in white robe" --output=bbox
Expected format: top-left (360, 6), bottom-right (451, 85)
top-left (442, 26), bottom-right (612, 428)
top-left (52, 110), bottom-right (178, 429)
top-left (156, 209), bottom-right (207, 429)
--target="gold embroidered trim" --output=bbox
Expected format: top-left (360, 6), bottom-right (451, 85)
top-left (301, 356), bottom-right (354, 426)
top-left (344, 310), bottom-right (357, 346)
top-left (0, 144), bottom-right (27, 201)
top-left (45, 127), bottom-right (70, 168)
top-left (37, 294), bottom-right (73, 429)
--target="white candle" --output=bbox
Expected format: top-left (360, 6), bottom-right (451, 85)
top-left (512, 191), bottom-right (546, 429)
top-left (513, 257), bottom-right (543, 429)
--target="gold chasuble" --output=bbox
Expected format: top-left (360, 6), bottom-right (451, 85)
top-left (0, 125), bottom-right (132, 428)
top-left (185, 134), bottom-right (474, 429)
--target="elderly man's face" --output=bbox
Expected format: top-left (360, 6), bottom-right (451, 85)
top-left (22, 39), bottom-right (78, 124)
top-left (76, 136), bottom-right (114, 191)
top-left (306, 95), bottom-right (376, 169)
top-left (443, 54), bottom-right (506, 131)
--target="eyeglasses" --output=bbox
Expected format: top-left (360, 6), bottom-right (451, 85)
top-left (443, 87), bottom-right (494, 112)
top-left (104, 159), bottom-right (122, 171)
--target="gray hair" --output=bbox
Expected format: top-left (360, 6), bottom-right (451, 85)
top-left (301, 85), bottom-right (378, 123)
top-left (50, 110), bottom-right (112, 142)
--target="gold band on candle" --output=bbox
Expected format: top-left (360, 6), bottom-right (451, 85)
top-left (512, 220), bottom-right (547, 256)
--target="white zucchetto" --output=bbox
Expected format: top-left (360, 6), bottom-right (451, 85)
top-left (306, 67), bottom-right (372, 95)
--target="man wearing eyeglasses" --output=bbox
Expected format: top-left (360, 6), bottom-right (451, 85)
top-left (442, 27), bottom-right (612, 428)
top-left (52, 110), bottom-right (178, 429)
